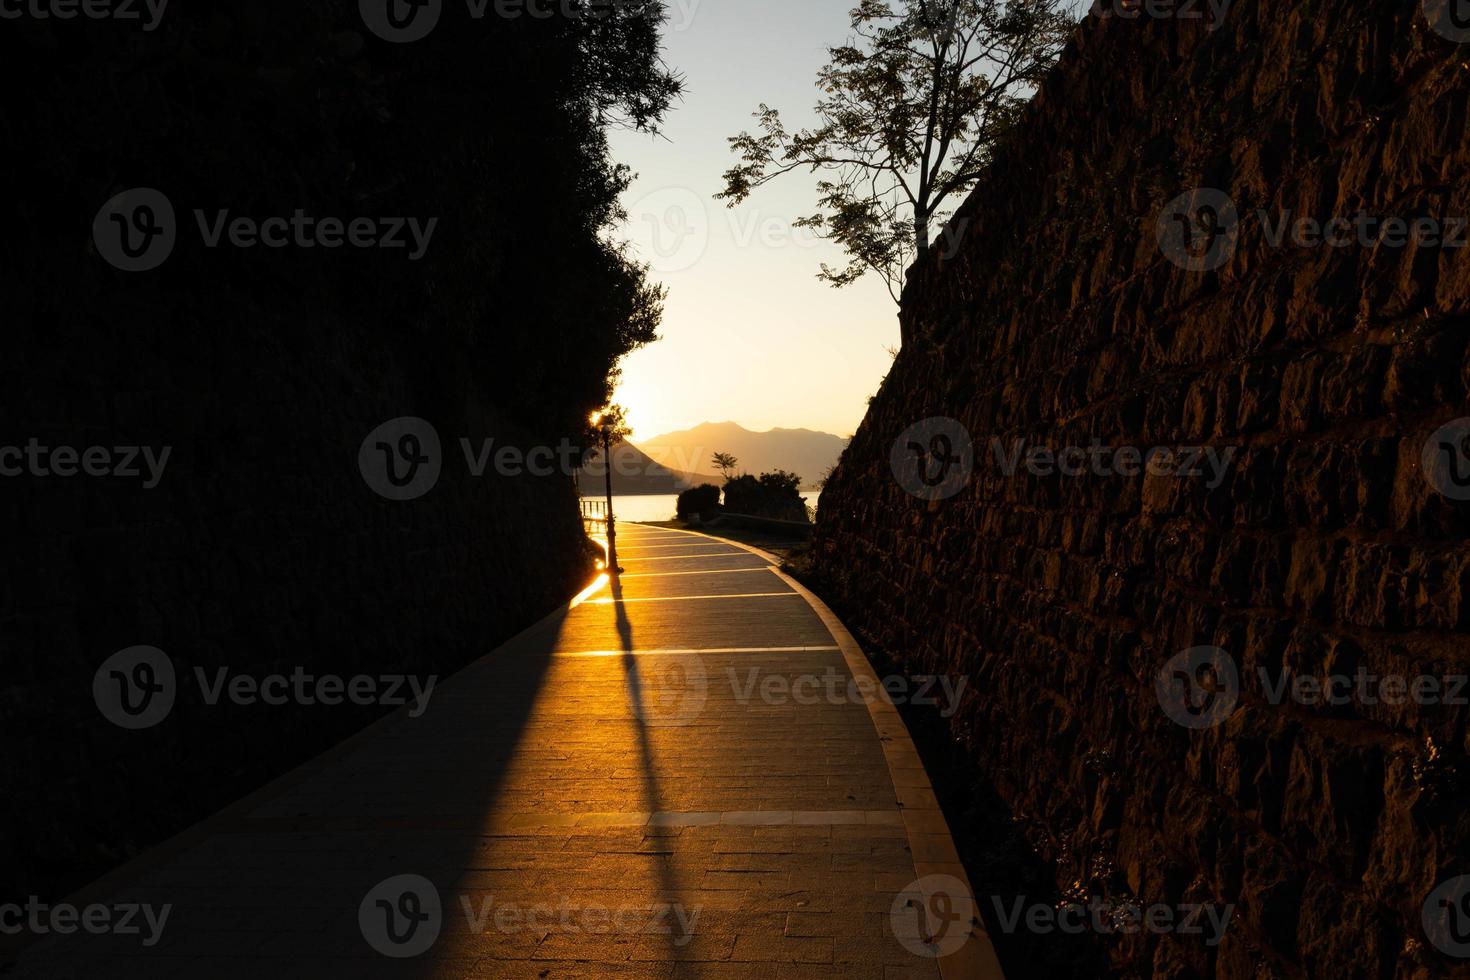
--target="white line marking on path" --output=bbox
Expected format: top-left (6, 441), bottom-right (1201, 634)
top-left (621, 551), bottom-right (759, 562)
top-left (585, 593), bottom-right (802, 604)
top-left (556, 645), bottom-right (841, 657)
top-left (617, 567), bottom-right (774, 579)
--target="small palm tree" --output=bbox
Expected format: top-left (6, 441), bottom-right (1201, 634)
top-left (711, 452), bottom-right (739, 481)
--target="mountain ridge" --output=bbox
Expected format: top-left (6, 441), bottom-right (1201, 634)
top-left (634, 421), bottom-right (849, 489)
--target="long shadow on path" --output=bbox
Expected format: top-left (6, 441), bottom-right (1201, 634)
top-left (611, 569), bottom-right (701, 974)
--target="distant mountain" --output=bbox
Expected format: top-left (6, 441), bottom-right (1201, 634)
top-left (635, 422), bottom-right (849, 490)
top-left (577, 440), bottom-right (704, 496)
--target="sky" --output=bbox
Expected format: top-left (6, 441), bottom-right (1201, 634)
top-left (606, 0), bottom-right (899, 443)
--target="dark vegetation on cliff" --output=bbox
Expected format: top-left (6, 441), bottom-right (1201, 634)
top-left (0, 3), bottom-right (678, 908)
top-left (3, 4), bottom-right (675, 436)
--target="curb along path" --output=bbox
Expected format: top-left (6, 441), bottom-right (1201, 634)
top-left (8, 522), bottom-right (1002, 979)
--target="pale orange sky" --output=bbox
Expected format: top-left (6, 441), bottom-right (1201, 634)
top-left (608, 0), bottom-right (899, 442)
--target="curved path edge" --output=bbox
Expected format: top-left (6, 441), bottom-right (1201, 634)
top-left (631, 524), bottom-right (1006, 980)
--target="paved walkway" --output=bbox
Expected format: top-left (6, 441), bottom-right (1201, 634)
top-left (7, 524), bottom-right (1002, 979)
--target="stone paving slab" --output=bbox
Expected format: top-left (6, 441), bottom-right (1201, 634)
top-left (4, 524), bottom-right (1001, 979)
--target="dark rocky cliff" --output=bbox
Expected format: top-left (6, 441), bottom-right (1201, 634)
top-left (814, 2), bottom-right (1470, 977)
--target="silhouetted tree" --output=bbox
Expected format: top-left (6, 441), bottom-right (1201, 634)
top-left (3, 1), bottom-right (685, 441)
top-left (718, 0), bottom-right (1073, 303)
top-left (677, 484), bottom-right (722, 522)
top-left (723, 471), bottom-right (808, 523)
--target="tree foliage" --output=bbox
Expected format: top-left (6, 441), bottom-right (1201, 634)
top-left (3, 2), bottom-right (684, 442)
top-left (723, 471), bottom-right (809, 523)
top-left (677, 484), bottom-right (723, 521)
top-left (569, 0), bottom-right (685, 132)
top-left (718, 0), bottom-right (1074, 303)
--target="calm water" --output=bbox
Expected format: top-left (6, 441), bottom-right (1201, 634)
top-left (585, 493), bottom-right (682, 524)
top-left (581, 493), bottom-right (815, 524)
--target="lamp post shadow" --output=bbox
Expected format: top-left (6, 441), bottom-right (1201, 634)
top-left (610, 568), bottom-right (700, 970)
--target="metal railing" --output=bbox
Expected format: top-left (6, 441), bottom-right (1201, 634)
top-left (579, 498), bottom-right (608, 535)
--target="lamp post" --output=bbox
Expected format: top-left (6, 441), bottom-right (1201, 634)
top-left (600, 416), bottom-right (622, 573)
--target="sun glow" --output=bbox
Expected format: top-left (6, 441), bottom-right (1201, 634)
top-left (608, 377), bottom-right (663, 441)
top-left (570, 573), bottom-right (610, 608)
